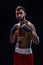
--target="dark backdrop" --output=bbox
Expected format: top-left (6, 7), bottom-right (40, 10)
top-left (0, 1), bottom-right (43, 65)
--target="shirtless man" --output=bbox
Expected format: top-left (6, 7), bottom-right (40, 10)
top-left (10, 6), bottom-right (39, 65)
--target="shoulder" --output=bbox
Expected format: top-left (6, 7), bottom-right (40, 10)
top-left (14, 23), bottom-right (20, 26)
top-left (27, 21), bottom-right (36, 31)
top-left (11, 23), bottom-right (20, 29)
top-left (13, 23), bottom-right (20, 27)
top-left (10, 23), bottom-right (20, 33)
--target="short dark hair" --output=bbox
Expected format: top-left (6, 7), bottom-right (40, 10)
top-left (15, 6), bottom-right (25, 12)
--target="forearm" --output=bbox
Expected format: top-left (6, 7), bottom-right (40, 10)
top-left (21, 23), bottom-right (40, 44)
top-left (10, 24), bottom-right (18, 43)
top-left (31, 31), bottom-right (39, 45)
top-left (10, 34), bottom-right (16, 43)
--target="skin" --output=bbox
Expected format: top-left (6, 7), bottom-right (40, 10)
top-left (10, 9), bottom-right (39, 48)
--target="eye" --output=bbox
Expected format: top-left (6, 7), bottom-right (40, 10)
top-left (20, 12), bottom-right (22, 14)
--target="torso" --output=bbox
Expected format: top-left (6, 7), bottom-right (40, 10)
top-left (15, 20), bottom-right (32, 48)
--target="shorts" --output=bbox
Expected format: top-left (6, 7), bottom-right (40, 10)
top-left (13, 47), bottom-right (34, 65)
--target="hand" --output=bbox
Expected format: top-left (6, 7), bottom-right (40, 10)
top-left (11, 24), bottom-right (18, 34)
top-left (21, 24), bottom-right (32, 34)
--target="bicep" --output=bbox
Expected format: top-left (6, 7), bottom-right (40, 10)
top-left (31, 24), bottom-right (37, 37)
top-left (31, 24), bottom-right (36, 32)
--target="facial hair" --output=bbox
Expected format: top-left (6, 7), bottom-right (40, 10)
top-left (18, 16), bottom-right (25, 22)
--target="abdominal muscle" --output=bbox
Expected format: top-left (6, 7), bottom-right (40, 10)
top-left (17, 30), bottom-right (31, 48)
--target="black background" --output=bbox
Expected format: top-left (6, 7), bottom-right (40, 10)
top-left (0, 0), bottom-right (43, 65)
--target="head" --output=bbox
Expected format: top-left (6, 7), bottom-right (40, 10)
top-left (15, 6), bottom-right (26, 21)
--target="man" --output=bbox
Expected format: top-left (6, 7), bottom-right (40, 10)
top-left (10, 6), bottom-right (39, 65)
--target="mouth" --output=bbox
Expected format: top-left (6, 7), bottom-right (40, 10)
top-left (18, 17), bottom-right (22, 20)
top-left (16, 16), bottom-right (21, 19)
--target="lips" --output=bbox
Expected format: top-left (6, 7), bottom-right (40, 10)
top-left (18, 17), bottom-right (21, 19)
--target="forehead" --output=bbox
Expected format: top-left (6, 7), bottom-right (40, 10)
top-left (16, 9), bottom-right (25, 13)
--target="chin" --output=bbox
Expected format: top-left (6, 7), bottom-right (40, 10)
top-left (18, 19), bottom-right (22, 21)
top-left (17, 17), bottom-right (24, 21)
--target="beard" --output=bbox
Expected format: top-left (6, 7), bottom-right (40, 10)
top-left (17, 17), bottom-right (25, 22)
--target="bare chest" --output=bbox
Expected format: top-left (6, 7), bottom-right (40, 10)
top-left (17, 29), bottom-right (31, 48)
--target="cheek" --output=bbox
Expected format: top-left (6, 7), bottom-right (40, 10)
top-left (16, 15), bottom-right (18, 18)
top-left (23, 13), bottom-right (26, 17)
top-left (22, 14), bottom-right (25, 18)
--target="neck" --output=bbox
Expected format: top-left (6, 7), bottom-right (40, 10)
top-left (19, 18), bottom-right (28, 26)
top-left (19, 18), bottom-right (26, 25)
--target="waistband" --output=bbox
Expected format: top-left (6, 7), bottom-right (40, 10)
top-left (15, 47), bottom-right (32, 54)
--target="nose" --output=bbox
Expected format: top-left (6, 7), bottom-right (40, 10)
top-left (18, 14), bottom-right (21, 17)
top-left (16, 13), bottom-right (21, 19)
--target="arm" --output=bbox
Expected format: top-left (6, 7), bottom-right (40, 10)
top-left (31, 24), bottom-right (39, 45)
top-left (9, 24), bottom-right (18, 43)
top-left (10, 31), bottom-right (17, 43)
top-left (21, 23), bottom-right (39, 45)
